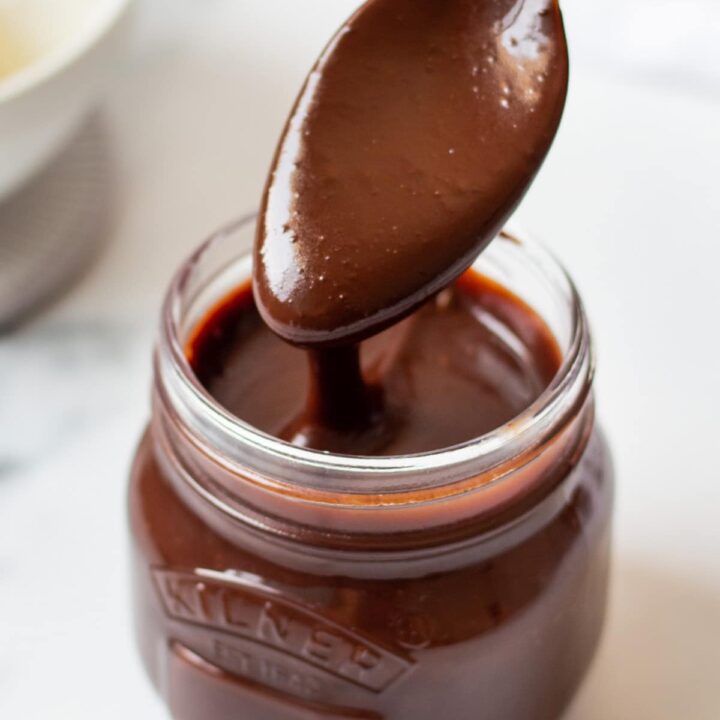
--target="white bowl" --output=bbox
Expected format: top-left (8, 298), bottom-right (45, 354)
top-left (0, 0), bottom-right (134, 202)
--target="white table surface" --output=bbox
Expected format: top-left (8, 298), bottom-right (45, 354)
top-left (1, 1), bottom-right (719, 718)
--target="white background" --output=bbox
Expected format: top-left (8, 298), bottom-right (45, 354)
top-left (1, 1), bottom-right (719, 718)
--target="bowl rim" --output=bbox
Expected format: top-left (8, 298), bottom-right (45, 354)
top-left (0, 0), bottom-right (133, 104)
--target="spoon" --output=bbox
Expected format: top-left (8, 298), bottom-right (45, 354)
top-left (254, 0), bottom-right (568, 348)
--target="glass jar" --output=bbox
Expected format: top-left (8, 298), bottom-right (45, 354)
top-left (129, 217), bottom-right (613, 720)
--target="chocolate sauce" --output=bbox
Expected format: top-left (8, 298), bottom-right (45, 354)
top-left (189, 271), bottom-right (561, 455)
top-left (254, 0), bottom-right (568, 345)
top-left (253, 0), bottom-right (568, 449)
top-left (130, 4), bottom-right (614, 717)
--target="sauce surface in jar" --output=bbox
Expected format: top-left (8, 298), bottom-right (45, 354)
top-left (188, 269), bottom-right (562, 456)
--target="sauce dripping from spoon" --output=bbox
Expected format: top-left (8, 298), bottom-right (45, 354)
top-left (254, 0), bottom-right (568, 451)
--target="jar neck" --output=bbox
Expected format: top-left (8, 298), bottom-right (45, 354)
top-left (152, 391), bottom-right (594, 578)
top-left (151, 218), bottom-right (595, 568)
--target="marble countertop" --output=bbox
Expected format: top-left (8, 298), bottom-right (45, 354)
top-left (1, 1), bottom-right (719, 718)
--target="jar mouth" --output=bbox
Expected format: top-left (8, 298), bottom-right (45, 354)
top-left (157, 215), bottom-right (593, 499)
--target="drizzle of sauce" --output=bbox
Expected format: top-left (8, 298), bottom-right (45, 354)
top-left (251, 0), bottom-right (568, 451)
top-left (190, 271), bottom-right (561, 455)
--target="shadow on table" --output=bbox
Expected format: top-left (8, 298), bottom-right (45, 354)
top-left (565, 558), bottom-right (720, 720)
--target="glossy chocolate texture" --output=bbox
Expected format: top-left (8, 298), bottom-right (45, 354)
top-left (255, 0), bottom-right (568, 346)
top-left (128, 1), bottom-right (612, 717)
top-left (189, 271), bottom-right (561, 455)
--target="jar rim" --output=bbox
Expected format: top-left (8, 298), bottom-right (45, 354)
top-left (157, 215), bottom-right (593, 500)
